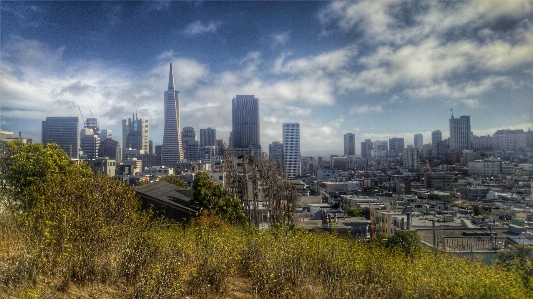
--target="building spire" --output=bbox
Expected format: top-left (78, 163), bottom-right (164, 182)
top-left (168, 63), bottom-right (175, 90)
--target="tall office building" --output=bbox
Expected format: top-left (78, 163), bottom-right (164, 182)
top-left (182, 127), bottom-right (197, 145)
top-left (403, 146), bottom-right (420, 171)
top-left (414, 133), bottom-right (423, 151)
top-left (161, 63), bottom-right (183, 166)
top-left (42, 117), bottom-right (80, 159)
top-left (200, 128), bottom-right (216, 147)
top-left (431, 130), bottom-right (442, 145)
top-left (80, 128), bottom-right (100, 159)
top-left (122, 112), bottom-right (149, 154)
top-left (231, 95), bottom-right (260, 153)
top-left (98, 138), bottom-right (121, 162)
top-left (269, 141), bottom-right (284, 170)
top-left (389, 137), bottom-right (405, 153)
top-left (449, 114), bottom-right (472, 150)
top-left (344, 133), bottom-right (355, 156)
top-left (361, 139), bottom-right (373, 159)
top-left (100, 129), bottom-right (112, 140)
top-left (374, 140), bottom-right (388, 151)
top-left (283, 123), bottom-right (300, 178)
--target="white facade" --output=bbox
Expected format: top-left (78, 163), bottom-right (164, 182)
top-left (162, 63), bottom-right (183, 166)
top-left (473, 135), bottom-right (493, 151)
top-left (371, 150), bottom-right (388, 159)
top-left (283, 123), bottom-right (301, 178)
top-left (468, 159), bottom-right (502, 176)
top-left (492, 129), bottom-right (527, 151)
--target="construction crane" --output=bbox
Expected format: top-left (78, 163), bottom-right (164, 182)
top-left (78, 105), bottom-right (85, 127)
top-left (89, 110), bottom-right (94, 118)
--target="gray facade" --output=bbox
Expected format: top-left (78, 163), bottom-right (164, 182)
top-left (231, 95), bottom-right (260, 150)
top-left (42, 117), bottom-right (80, 159)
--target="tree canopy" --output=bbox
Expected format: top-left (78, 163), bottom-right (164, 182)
top-left (158, 175), bottom-right (188, 189)
top-left (192, 171), bottom-right (246, 225)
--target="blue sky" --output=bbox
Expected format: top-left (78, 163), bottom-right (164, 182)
top-left (1, 1), bottom-right (532, 156)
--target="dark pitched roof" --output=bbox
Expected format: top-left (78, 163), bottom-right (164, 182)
top-left (135, 180), bottom-right (199, 215)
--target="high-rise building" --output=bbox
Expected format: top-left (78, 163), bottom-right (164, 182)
top-left (98, 138), bottom-right (121, 162)
top-left (473, 135), bottom-right (493, 151)
top-left (186, 140), bottom-right (200, 162)
top-left (161, 63), bottom-right (183, 166)
top-left (182, 127), bottom-right (196, 145)
top-left (122, 112), bottom-right (149, 155)
top-left (431, 130), bottom-right (442, 145)
top-left (402, 146), bottom-right (420, 171)
top-left (389, 137), bottom-right (405, 153)
top-left (361, 139), bottom-right (373, 159)
top-left (231, 95), bottom-right (260, 152)
top-left (283, 123), bottom-right (300, 178)
top-left (200, 128), bottom-right (216, 147)
top-left (42, 117), bottom-right (80, 159)
top-left (100, 129), bottom-right (112, 140)
top-left (149, 140), bottom-right (153, 154)
top-left (344, 133), bottom-right (355, 156)
top-left (449, 114), bottom-right (472, 150)
top-left (374, 140), bottom-right (388, 151)
top-left (80, 127), bottom-right (100, 159)
top-left (269, 141), bottom-right (283, 170)
top-left (414, 133), bottom-right (423, 150)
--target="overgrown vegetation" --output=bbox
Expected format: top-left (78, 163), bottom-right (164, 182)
top-left (1, 141), bottom-right (531, 298)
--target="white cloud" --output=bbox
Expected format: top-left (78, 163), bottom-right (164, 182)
top-left (271, 32), bottom-right (290, 48)
top-left (183, 20), bottom-right (221, 35)
top-left (350, 105), bottom-right (383, 115)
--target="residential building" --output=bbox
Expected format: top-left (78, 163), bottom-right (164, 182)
top-left (42, 117), bottom-right (80, 159)
top-left (468, 159), bottom-right (503, 176)
top-left (402, 146), bottom-right (420, 171)
top-left (231, 95), bottom-right (260, 154)
top-left (283, 123), bottom-right (300, 178)
top-left (344, 133), bottom-right (355, 156)
top-left (492, 129), bottom-right (527, 151)
top-left (473, 135), bottom-right (493, 151)
top-left (449, 114), bottom-right (472, 150)
top-left (200, 127), bottom-right (216, 147)
top-left (414, 133), bottom-right (423, 151)
top-left (162, 63), bottom-right (183, 166)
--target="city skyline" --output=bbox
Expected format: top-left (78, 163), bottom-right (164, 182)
top-left (1, 1), bottom-right (532, 156)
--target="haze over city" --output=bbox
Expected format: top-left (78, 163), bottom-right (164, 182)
top-left (1, 1), bottom-right (532, 156)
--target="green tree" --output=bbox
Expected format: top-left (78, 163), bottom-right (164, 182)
top-left (158, 175), bottom-right (188, 189)
top-left (347, 208), bottom-right (363, 217)
top-left (386, 230), bottom-right (423, 257)
top-left (192, 172), bottom-right (246, 225)
top-left (0, 140), bottom-right (91, 210)
top-left (497, 244), bottom-right (533, 288)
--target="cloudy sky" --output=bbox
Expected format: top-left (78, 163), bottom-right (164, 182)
top-left (1, 1), bottom-right (532, 156)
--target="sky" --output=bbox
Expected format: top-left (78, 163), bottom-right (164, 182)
top-left (1, 0), bottom-right (532, 156)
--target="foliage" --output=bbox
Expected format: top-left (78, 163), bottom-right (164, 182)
top-left (386, 230), bottom-right (423, 257)
top-left (347, 208), bottom-right (363, 217)
top-left (0, 140), bottom-right (92, 210)
top-left (497, 244), bottom-right (533, 288)
top-left (158, 175), bottom-right (188, 189)
top-left (192, 171), bottom-right (246, 226)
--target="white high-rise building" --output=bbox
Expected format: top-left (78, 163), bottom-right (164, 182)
top-left (344, 133), bottom-right (355, 156)
top-left (403, 145), bottom-right (420, 171)
top-left (283, 123), bottom-right (300, 178)
top-left (414, 133), bottom-right (423, 151)
top-left (449, 114), bottom-right (472, 150)
top-left (161, 63), bottom-right (183, 166)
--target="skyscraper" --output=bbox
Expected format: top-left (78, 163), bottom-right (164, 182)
top-left (42, 117), bottom-right (80, 159)
top-left (283, 123), bottom-right (300, 178)
top-left (269, 141), bottom-right (283, 170)
top-left (122, 112), bottom-right (149, 154)
top-left (231, 95), bottom-right (260, 152)
top-left (200, 127), bottom-right (216, 147)
top-left (98, 138), bottom-right (121, 162)
top-left (431, 130), bottom-right (442, 145)
top-left (449, 114), bottom-right (472, 150)
top-left (414, 133), bottom-right (423, 151)
top-left (344, 133), bottom-right (355, 156)
top-left (361, 139), bottom-right (373, 159)
top-left (80, 127), bottom-right (100, 159)
top-left (389, 137), bottom-right (405, 153)
top-left (161, 63), bottom-right (183, 166)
